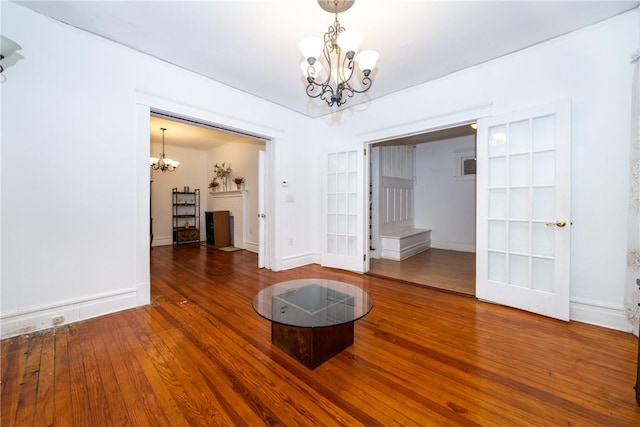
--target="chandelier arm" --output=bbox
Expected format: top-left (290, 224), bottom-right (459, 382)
top-left (333, 74), bottom-right (373, 107)
top-left (323, 26), bottom-right (336, 68)
top-left (336, 52), bottom-right (355, 88)
top-left (335, 83), bottom-right (354, 107)
top-left (344, 75), bottom-right (373, 95)
top-left (304, 69), bottom-right (335, 98)
top-left (305, 80), bottom-right (328, 99)
top-left (321, 87), bottom-right (339, 107)
top-left (300, 0), bottom-right (376, 108)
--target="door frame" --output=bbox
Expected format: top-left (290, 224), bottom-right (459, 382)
top-left (136, 93), bottom-right (279, 276)
top-left (361, 104), bottom-right (493, 275)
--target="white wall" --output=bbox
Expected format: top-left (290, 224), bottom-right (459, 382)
top-left (1, 2), bottom-right (317, 338)
top-left (316, 10), bottom-right (638, 331)
top-left (415, 136), bottom-right (476, 252)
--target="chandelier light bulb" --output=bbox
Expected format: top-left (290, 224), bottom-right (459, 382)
top-left (336, 29), bottom-right (362, 59)
top-left (355, 50), bottom-right (379, 74)
top-left (299, 37), bottom-right (323, 63)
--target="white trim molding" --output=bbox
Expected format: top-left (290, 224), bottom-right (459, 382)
top-left (431, 241), bottom-right (476, 253)
top-left (281, 252), bottom-right (320, 271)
top-left (0, 284), bottom-right (148, 339)
top-left (245, 240), bottom-right (259, 253)
top-left (570, 296), bottom-right (633, 332)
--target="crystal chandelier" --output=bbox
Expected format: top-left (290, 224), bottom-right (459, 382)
top-left (150, 127), bottom-right (180, 172)
top-left (299, 0), bottom-right (379, 108)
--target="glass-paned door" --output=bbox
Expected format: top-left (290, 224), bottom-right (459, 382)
top-left (477, 100), bottom-right (571, 320)
top-left (322, 146), bottom-right (366, 273)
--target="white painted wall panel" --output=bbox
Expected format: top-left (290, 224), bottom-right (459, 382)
top-left (1, 2), bottom-right (315, 337)
top-left (414, 135), bottom-right (477, 252)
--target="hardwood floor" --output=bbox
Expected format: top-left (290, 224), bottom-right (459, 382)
top-left (369, 249), bottom-right (476, 296)
top-left (2, 244), bottom-right (639, 426)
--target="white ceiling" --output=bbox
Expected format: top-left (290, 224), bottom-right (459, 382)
top-left (149, 114), bottom-right (264, 150)
top-left (18, 0), bottom-right (640, 120)
top-left (17, 1), bottom-right (639, 149)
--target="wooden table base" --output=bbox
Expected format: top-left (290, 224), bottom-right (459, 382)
top-left (271, 322), bottom-right (354, 369)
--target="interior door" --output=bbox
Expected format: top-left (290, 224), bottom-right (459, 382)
top-left (476, 100), bottom-right (571, 320)
top-left (322, 145), bottom-right (366, 272)
top-left (258, 150), bottom-right (267, 268)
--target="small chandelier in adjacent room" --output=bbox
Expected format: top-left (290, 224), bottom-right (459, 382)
top-left (150, 127), bottom-right (180, 172)
top-left (299, 0), bottom-right (379, 108)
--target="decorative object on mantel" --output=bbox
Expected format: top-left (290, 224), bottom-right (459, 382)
top-left (208, 179), bottom-right (220, 191)
top-left (213, 162), bottom-right (232, 191)
top-left (299, 0), bottom-right (379, 108)
top-left (234, 177), bottom-right (245, 190)
top-left (150, 127), bottom-right (180, 172)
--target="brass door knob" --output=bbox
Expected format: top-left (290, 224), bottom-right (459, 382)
top-left (546, 220), bottom-right (567, 227)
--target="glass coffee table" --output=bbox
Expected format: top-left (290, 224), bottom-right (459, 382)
top-left (252, 279), bottom-right (373, 369)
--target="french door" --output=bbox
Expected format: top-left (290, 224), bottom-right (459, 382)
top-left (476, 100), bottom-right (571, 320)
top-left (322, 145), bottom-right (366, 273)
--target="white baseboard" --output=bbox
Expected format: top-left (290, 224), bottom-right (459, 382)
top-left (431, 241), bottom-right (476, 253)
top-left (0, 283), bottom-right (149, 339)
top-left (245, 240), bottom-right (258, 253)
top-left (380, 241), bottom-right (430, 261)
top-left (281, 252), bottom-right (319, 270)
top-left (152, 236), bottom-right (173, 247)
top-left (570, 297), bottom-right (633, 332)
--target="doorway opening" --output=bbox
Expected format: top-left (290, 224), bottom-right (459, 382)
top-left (367, 124), bottom-right (477, 296)
top-left (148, 111), bottom-right (270, 268)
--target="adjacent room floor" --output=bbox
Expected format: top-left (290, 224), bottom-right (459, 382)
top-left (368, 248), bottom-right (475, 296)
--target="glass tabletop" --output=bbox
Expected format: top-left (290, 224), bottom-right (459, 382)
top-left (252, 279), bottom-right (373, 328)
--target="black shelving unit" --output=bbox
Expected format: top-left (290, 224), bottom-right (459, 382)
top-left (172, 188), bottom-right (200, 245)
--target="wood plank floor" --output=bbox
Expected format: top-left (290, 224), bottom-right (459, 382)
top-left (2, 244), bottom-right (639, 426)
top-left (369, 249), bottom-right (476, 296)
